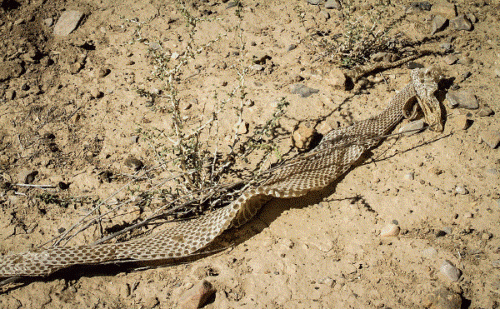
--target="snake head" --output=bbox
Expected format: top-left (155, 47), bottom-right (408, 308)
top-left (412, 67), bottom-right (444, 132)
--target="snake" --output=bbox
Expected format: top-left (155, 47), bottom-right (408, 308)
top-left (0, 67), bottom-right (443, 278)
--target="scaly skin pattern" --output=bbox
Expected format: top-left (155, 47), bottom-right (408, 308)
top-left (0, 68), bottom-right (443, 278)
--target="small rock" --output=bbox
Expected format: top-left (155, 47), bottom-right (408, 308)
top-left (130, 136), bottom-right (139, 143)
top-left (54, 11), bottom-right (84, 36)
top-left (235, 121), bottom-right (249, 134)
top-left (455, 185), bottom-right (468, 195)
top-left (443, 54), bottom-right (458, 65)
top-left (446, 91), bottom-right (478, 109)
top-left (306, 0), bottom-right (320, 5)
top-left (463, 212), bottom-right (473, 218)
top-left (404, 172), bottom-right (414, 180)
top-left (70, 62), bottom-right (82, 74)
top-left (124, 156), bottom-right (144, 171)
top-left (98, 67), bottom-right (111, 78)
top-left (287, 44), bottom-right (297, 51)
top-left (90, 88), bottom-right (104, 99)
top-left (320, 10), bottom-right (330, 20)
top-left (5, 89), bottom-right (15, 100)
top-left (398, 119), bottom-right (426, 135)
top-left (482, 232), bottom-right (492, 240)
top-left (380, 223), bottom-right (400, 237)
top-left (43, 18), bottom-right (53, 27)
top-left (431, 15), bottom-right (448, 35)
top-left (326, 68), bottom-right (347, 90)
top-left (290, 84), bottom-right (319, 98)
top-left (226, 1), bottom-right (238, 9)
top-left (429, 166), bottom-right (444, 175)
top-left (480, 130), bottom-right (500, 149)
top-left (249, 64), bottom-right (264, 71)
top-left (466, 13), bottom-right (477, 23)
top-left (424, 288), bottom-right (462, 309)
top-left (440, 43), bottom-right (453, 52)
top-left (450, 15), bottom-right (473, 31)
top-left (143, 297), bottom-right (159, 309)
top-left (179, 280), bottom-right (216, 309)
top-left (451, 115), bottom-right (471, 130)
top-left (325, 0), bottom-right (341, 9)
top-left (431, 2), bottom-right (456, 19)
top-left (477, 105), bottom-right (494, 117)
top-left (422, 247), bottom-right (438, 259)
top-left (18, 170), bottom-right (38, 184)
top-left (292, 124), bottom-right (316, 150)
top-left (440, 260), bottom-right (461, 282)
top-left (410, 1), bottom-right (431, 11)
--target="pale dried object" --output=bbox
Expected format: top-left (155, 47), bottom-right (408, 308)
top-left (0, 68), bottom-right (443, 278)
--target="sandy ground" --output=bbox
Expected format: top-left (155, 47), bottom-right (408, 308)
top-left (0, 0), bottom-right (499, 308)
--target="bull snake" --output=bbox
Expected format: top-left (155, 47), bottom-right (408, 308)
top-left (0, 67), bottom-right (443, 278)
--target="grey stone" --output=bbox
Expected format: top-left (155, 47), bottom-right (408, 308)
top-left (439, 43), bottom-right (453, 51)
top-left (54, 11), bottom-right (84, 36)
top-left (446, 90), bottom-right (478, 109)
top-left (466, 13), bottom-right (477, 23)
top-left (179, 280), bottom-right (216, 309)
top-left (450, 15), bottom-right (473, 31)
top-left (480, 130), bottom-right (500, 149)
top-left (440, 260), bottom-right (461, 282)
top-left (398, 119), bottom-right (426, 135)
top-left (307, 0), bottom-right (320, 5)
top-left (287, 44), bottom-right (297, 51)
top-left (290, 84), bottom-right (319, 98)
top-left (431, 15), bottom-right (448, 35)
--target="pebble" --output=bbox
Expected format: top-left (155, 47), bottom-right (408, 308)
top-left (380, 223), bottom-right (400, 237)
top-left (5, 89), bottom-right (15, 100)
top-left (431, 15), bottom-right (448, 35)
top-left (290, 84), bottom-right (319, 98)
top-left (492, 260), bottom-right (500, 268)
top-left (124, 156), bottom-right (144, 171)
top-left (292, 124), bottom-right (316, 150)
top-left (398, 119), bottom-right (425, 135)
top-left (43, 18), bottom-right (53, 27)
top-left (306, 0), bottom-right (320, 5)
top-left (455, 185), bottom-right (468, 195)
top-left (450, 15), bottom-right (473, 31)
top-left (451, 114), bottom-right (471, 130)
top-left (53, 10), bottom-right (84, 36)
top-left (236, 121), bottom-right (249, 134)
top-left (422, 247), bottom-right (438, 259)
top-left (404, 172), bottom-right (414, 180)
top-left (440, 43), bottom-right (453, 52)
top-left (287, 44), bottom-right (296, 51)
top-left (249, 64), bottom-right (263, 71)
top-left (320, 10), bottom-right (330, 20)
top-left (480, 130), bottom-right (500, 149)
top-left (18, 170), bottom-right (38, 184)
top-left (98, 67), bottom-right (111, 78)
top-left (482, 232), bottom-right (492, 240)
top-left (424, 288), bottom-right (462, 309)
top-left (431, 2), bottom-right (456, 19)
top-left (477, 105), bottom-right (494, 117)
top-left (90, 88), bottom-right (103, 99)
top-left (445, 90), bottom-right (478, 109)
top-left (326, 68), bottom-right (347, 90)
top-left (440, 260), bottom-right (461, 282)
top-left (410, 1), bottom-right (431, 11)
top-left (325, 0), bottom-right (341, 9)
top-left (443, 54), bottom-right (458, 65)
top-left (179, 280), bottom-right (216, 309)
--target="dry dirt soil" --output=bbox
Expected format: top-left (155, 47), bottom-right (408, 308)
top-left (0, 0), bottom-right (499, 308)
